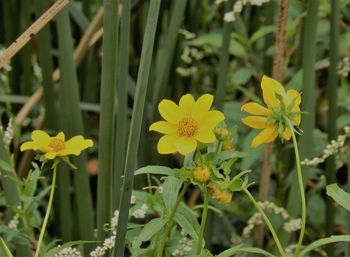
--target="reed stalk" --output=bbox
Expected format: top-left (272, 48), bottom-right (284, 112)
top-left (114, 1), bottom-right (161, 255)
top-left (97, 0), bottom-right (120, 238)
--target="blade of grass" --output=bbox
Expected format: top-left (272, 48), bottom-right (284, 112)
top-left (325, 0), bottom-right (340, 255)
top-left (56, 6), bottom-right (94, 249)
top-left (113, 0), bottom-right (131, 209)
top-left (114, 1), bottom-right (162, 255)
top-left (97, 0), bottom-right (119, 238)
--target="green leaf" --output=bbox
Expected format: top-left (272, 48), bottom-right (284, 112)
top-left (174, 203), bottom-right (200, 242)
top-left (218, 150), bottom-right (249, 163)
top-left (216, 244), bottom-right (276, 257)
top-left (45, 240), bottom-right (98, 257)
top-left (326, 183), bottom-right (350, 211)
top-left (0, 237), bottom-right (14, 257)
top-left (162, 176), bottom-right (182, 212)
top-left (0, 160), bottom-right (12, 172)
top-left (299, 235), bottom-right (350, 257)
top-left (132, 218), bottom-right (167, 248)
top-left (135, 166), bottom-right (175, 176)
top-left (249, 26), bottom-right (275, 45)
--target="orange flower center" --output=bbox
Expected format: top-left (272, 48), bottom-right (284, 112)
top-left (49, 138), bottom-right (66, 152)
top-left (177, 117), bottom-right (198, 137)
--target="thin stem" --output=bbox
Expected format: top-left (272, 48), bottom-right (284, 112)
top-left (35, 164), bottom-right (58, 257)
top-left (243, 188), bottom-right (287, 257)
top-left (196, 187), bottom-right (209, 254)
top-left (157, 182), bottom-right (190, 257)
top-left (286, 120), bottom-right (306, 257)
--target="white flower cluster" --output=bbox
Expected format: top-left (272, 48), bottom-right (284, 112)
top-left (110, 210), bottom-right (119, 230)
top-left (132, 203), bottom-right (149, 219)
top-left (338, 56), bottom-right (350, 77)
top-left (8, 213), bottom-right (19, 230)
top-left (223, 0), bottom-right (270, 22)
top-left (171, 230), bottom-right (193, 257)
top-left (302, 126), bottom-right (350, 166)
top-left (4, 118), bottom-right (14, 145)
top-left (242, 201), bottom-right (297, 238)
top-left (285, 244), bottom-right (297, 257)
top-left (54, 247), bottom-right (82, 257)
top-left (176, 46), bottom-right (204, 78)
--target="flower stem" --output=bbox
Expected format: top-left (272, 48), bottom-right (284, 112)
top-left (286, 120), bottom-right (306, 257)
top-left (243, 188), bottom-right (287, 257)
top-left (196, 187), bottom-right (209, 254)
top-left (35, 164), bottom-right (58, 257)
top-left (157, 182), bottom-right (189, 257)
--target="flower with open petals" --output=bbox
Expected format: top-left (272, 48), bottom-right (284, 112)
top-left (241, 75), bottom-right (301, 148)
top-left (20, 130), bottom-right (93, 159)
top-left (150, 94), bottom-right (225, 155)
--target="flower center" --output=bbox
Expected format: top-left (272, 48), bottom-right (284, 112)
top-left (49, 138), bottom-right (66, 152)
top-left (177, 117), bottom-right (198, 137)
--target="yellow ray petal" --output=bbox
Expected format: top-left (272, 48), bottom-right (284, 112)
top-left (199, 110), bottom-right (225, 129)
top-left (283, 128), bottom-right (292, 141)
top-left (261, 75), bottom-right (286, 109)
top-left (20, 141), bottom-right (36, 151)
top-left (195, 128), bottom-right (216, 143)
top-left (179, 94), bottom-right (195, 116)
top-left (64, 136), bottom-right (93, 155)
top-left (285, 89), bottom-right (301, 107)
top-left (241, 116), bottom-right (268, 129)
top-left (175, 137), bottom-right (197, 155)
top-left (31, 130), bottom-right (51, 146)
top-left (149, 121), bottom-right (177, 134)
top-left (158, 99), bottom-right (182, 124)
top-left (192, 94), bottom-right (213, 121)
top-left (45, 151), bottom-right (57, 159)
top-left (55, 132), bottom-right (65, 140)
top-left (157, 134), bottom-right (177, 154)
top-left (251, 126), bottom-right (278, 148)
top-left (241, 102), bottom-right (272, 116)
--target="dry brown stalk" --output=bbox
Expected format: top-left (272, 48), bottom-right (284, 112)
top-left (0, 0), bottom-right (70, 69)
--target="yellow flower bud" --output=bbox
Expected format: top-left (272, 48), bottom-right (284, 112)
top-left (207, 181), bottom-right (232, 204)
top-left (193, 166), bottom-right (211, 182)
top-left (222, 139), bottom-right (233, 150)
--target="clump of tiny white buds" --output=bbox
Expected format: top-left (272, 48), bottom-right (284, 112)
top-left (110, 210), bottom-right (119, 230)
top-left (338, 56), bottom-right (350, 77)
top-left (285, 245), bottom-right (297, 257)
top-left (54, 247), bottom-right (82, 257)
top-left (242, 201), bottom-right (296, 238)
top-left (8, 213), bottom-right (20, 230)
top-left (302, 126), bottom-right (350, 166)
top-left (130, 195), bottom-right (137, 205)
top-left (4, 118), bottom-right (14, 146)
top-left (171, 230), bottom-right (193, 257)
top-left (132, 203), bottom-right (149, 219)
top-left (222, 0), bottom-right (270, 22)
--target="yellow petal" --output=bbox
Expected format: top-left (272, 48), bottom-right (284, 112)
top-left (283, 128), bottom-right (292, 141)
top-left (195, 128), bottom-right (216, 143)
top-left (20, 141), bottom-right (36, 151)
top-left (45, 151), bottom-right (57, 159)
top-left (64, 136), bottom-right (93, 155)
top-left (241, 102), bottom-right (272, 116)
top-left (149, 121), bottom-right (177, 134)
top-left (192, 94), bottom-right (214, 121)
top-left (157, 134), bottom-right (178, 154)
top-left (158, 99), bottom-right (182, 124)
top-left (251, 126), bottom-right (278, 148)
top-left (292, 106), bottom-right (301, 125)
top-left (199, 110), bottom-right (225, 129)
top-left (261, 75), bottom-right (286, 109)
top-left (241, 116), bottom-right (268, 129)
top-left (175, 137), bottom-right (197, 155)
top-left (285, 89), bottom-right (301, 108)
top-left (31, 130), bottom-right (51, 146)
top-left (55, 132), bottom-right (65, 140)
top-left (179, 94), bottom-right (195, 116)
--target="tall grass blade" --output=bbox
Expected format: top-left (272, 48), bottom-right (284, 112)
top-left (114, 0), bottom-right (162, 255)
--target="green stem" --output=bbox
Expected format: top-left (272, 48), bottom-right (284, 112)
top-left (243, 188), bottom-right (287, 257)
top-left (157, 182), bottom-right (189, 257)
top-left (286, 120), bottom-right (306, 257)
top-left (196, 187), bottom-right (209, 254)
top-left (35, 164), bottom-right (58, 257)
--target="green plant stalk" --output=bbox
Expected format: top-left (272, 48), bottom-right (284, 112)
top-left (286, 120), bottom-right (306, 257)
top-left (157, 182), bottom-right (190, 257)
top-left (243, 188), bottom-right (287, 257)
top-left (215, 0), bottom-right (233, 110)
top-left (325, 1), bottom-right (339, 255)
top-left (97, 0), bottom-right (119, 238)
top-left (113, 0), bottom-right (131, 210)
top-left (114, 1), bottom-right (161, 255)
top-left (56, 7), bottom-right (94, 248)
top-left (34, 164), bottom-right (58, 257)
top-left (196, 187), bottom-right (209, 254)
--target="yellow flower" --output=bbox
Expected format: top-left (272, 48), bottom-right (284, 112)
top-left (193, 166), bottom-right (211, 182)
top-left (241, 75), bottom-right (301, 148)
top-left (20, 130), bottom-right (93, 160)
top-left (150, 94), bottom-right (225, 155)
top-left (207, 181), bottom-right (232, 204)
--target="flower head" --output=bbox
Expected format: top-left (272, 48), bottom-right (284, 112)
top-left (20, 130), bottom-right (93, 159)
top-left (150, 94), bottom-right (225, 155)
top-left (193, 166), bottom-right (211, 182)
top-left (241, 75), bottom-right (301, 148)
